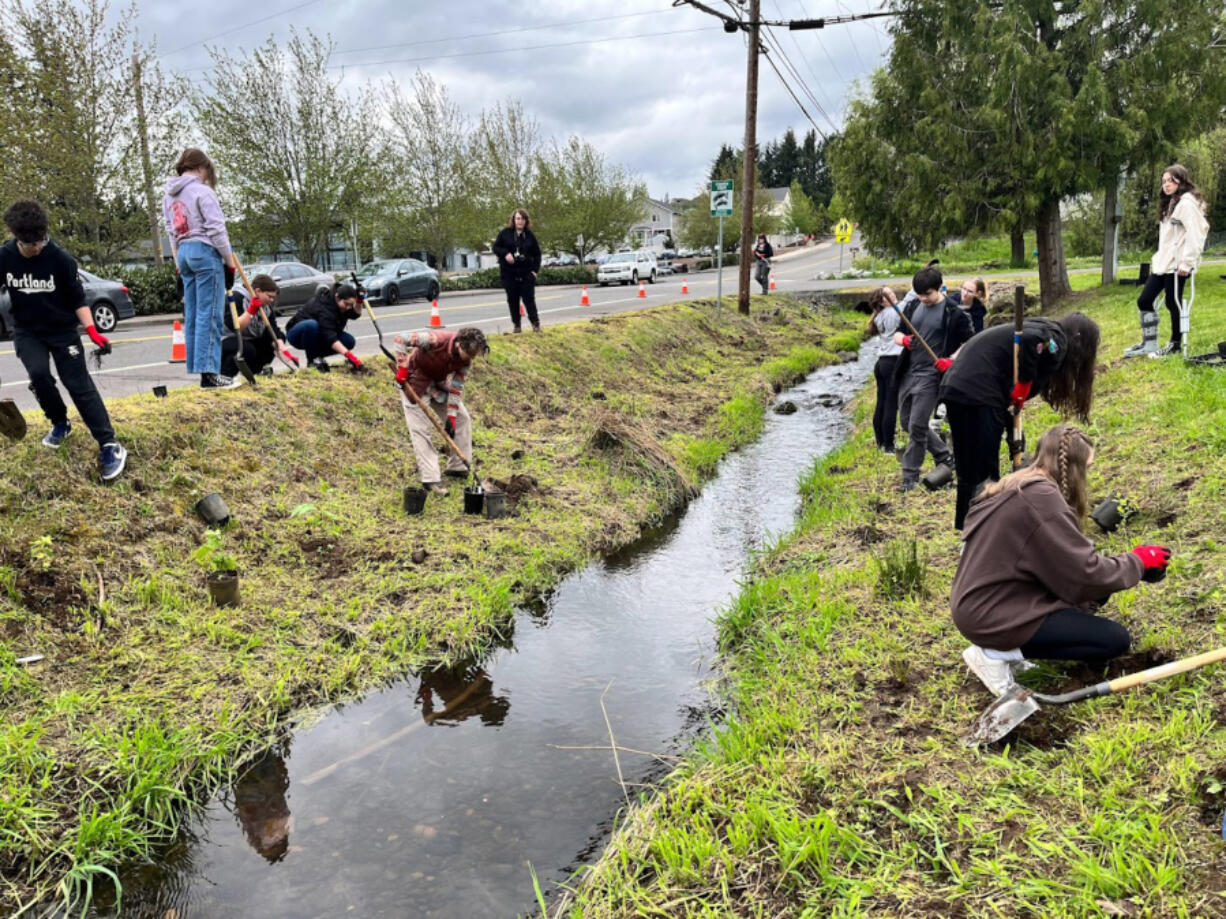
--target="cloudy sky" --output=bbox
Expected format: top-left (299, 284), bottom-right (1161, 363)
top-left (135, 0), bottom-right (891, 199)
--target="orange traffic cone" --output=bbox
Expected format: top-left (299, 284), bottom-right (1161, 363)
top-left (580, 285), bottom-right (589, 306)
top-left (429, 300), bottom-right (443, 328)
top-left (769, 272), bottom-right (777, 291)
top-left (519, 302), bottom-right (526, 317)
top-left (637, 280), bottom-right (646, 299)
top-left (169, 320), bottom-right (186, 363)
top-left (680, 277), bottom-right (689, 294)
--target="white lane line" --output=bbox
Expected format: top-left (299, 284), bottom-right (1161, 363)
top-left (1, 360), bottom-right (173, 388)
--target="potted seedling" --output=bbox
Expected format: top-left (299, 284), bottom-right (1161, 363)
top-left (193, 528), bottom-right (239, 606)
top-left (1090, 493), bottom-right (1137, 533)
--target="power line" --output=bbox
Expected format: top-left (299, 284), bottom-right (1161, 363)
top-left (771, 0), bottom-right (844, 132)
top-left (162, 0), bottom-right (325, 57)
top-left (761, 44), bottom-right (825, 137)
top-left (761, 24), bottom-right (837, 135)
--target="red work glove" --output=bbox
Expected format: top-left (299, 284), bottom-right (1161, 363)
top-left (901, 334), bottom-right (916, 350)
top-left (84, 325), bottom-right (109, 349)
top-left (344, 350), bottom-right (362, 369)
top-left (280, 347), bottom-right (300, 367)
top-left (444, 416), bottom-right (456, 438)
top-left (1010, 380), bottom-right (1032, 411)
top-left (1132, 544), bottom-right (1172, 582)
top-left (246, 296), bottom-right (262, 316)
top-left (395, 364), bottom-right (409, 385)
top-left (934, 357), bottom-right (952, 373)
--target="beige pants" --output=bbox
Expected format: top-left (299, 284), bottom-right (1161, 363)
top-left (401, 393), bottom-right (471, 483)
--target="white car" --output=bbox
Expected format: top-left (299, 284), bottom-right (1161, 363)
top-left (597, 251), bottom-right (657, 286)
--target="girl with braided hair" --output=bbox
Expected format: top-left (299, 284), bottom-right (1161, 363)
top-left (950, 425), bottom-right (1172, 696)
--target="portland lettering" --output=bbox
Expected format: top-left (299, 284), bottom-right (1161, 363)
top-left (6, 272), bottom-right (55, 295)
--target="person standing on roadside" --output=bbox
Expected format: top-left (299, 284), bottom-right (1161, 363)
top-left (0, 200), bottom-right (126, 479)
top-left (865, 286), bottom-right (903, 453)
top-left (491, 209), bottom-right (542, 333)
top-left (1124, 164), bottom-right (1209, 358)
top-left (163, 148), bottom-right (239, 389)
top-left (752, 233), bottom-right (774, 294)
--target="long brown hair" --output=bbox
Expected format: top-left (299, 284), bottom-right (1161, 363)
top-left (977, 424), bottom-right (1094, 518)
top-left (1042, 312), bottom-right (1099, 422)
top-left (1159, 164), bottom-right (1203, 221)
top-left (174, 148), bottom-right (216, 188)
top-left (508, 208), bottom-right (531, 230)
top-left (865, 286), bottom-right (892, 337)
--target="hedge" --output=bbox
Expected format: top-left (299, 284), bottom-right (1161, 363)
top-left (440, 265), bottom-right (596, 292)
top-left (94, 263), bottom-right (182, 316)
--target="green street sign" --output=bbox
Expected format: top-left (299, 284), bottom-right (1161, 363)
top-left (710, 179), bottom-right (734, 217)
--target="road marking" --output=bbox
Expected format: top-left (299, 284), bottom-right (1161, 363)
top-left (1, 359), bottom-right (172, 388)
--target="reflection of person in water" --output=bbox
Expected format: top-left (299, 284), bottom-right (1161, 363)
top-left (232, 751), bottom-right (293, 863)
top-left (414, 663), bottom-right (510, 727)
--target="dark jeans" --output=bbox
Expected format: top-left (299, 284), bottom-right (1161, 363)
top-left (286, 321), bottom-right (355, 360)
top-left (898, 371), bottom-right (950, 485)
top-left (504, 275), bottom-right (538, 327)
top-left (1020, 608), bottom-right (1131, 662)
top-left (221, 335), bottom-right (275, 378)
top-left (945, 399), bottom-right (1007, 529)
top-left (872, 355), bottom-right (900, 450)
top-left (1137, 272), bottom-right (1187, 344)
top-left (15, 328), bottom-right (115, 445)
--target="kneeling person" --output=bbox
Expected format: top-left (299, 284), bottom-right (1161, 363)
top-left (393, 328), bottom-right (489, 495)
top-left (285, 283), bottom-right (364, 371)
top-left (222, 274), bottom-right (295, 379)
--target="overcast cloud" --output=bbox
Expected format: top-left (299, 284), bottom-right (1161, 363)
top-left (135, 0), bottom-right (891, 199)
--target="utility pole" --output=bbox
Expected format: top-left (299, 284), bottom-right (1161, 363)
top-left (131, 52), bottom-right (163, 265)
top-left (736, 0), bottom-right (760, 316)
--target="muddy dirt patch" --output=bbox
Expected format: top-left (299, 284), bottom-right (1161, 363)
top-left (15, 566), bottom-right (90, 631)
top-left (297, 536), bottom-right (350, 579)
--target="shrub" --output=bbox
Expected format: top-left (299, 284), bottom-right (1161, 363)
top-left (695, 254), bottom-right (739, 271)
top-left (99, 263), bottom-right (181, 316)
top-left (440, 265), bottom-right (596, 292)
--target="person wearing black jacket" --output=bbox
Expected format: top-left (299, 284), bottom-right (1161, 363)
top-left (949, 276), bottom-right (987, 334)
top-left (940, 313), bottom-right (1099, 529)
top-left (893, 266), bottom-right (973, 492)
top-left (221, 274), bottom-right (296, 379)
top-left (0, 200), bottom-right (126, 480)
top-left (491, 208), bottom-right (542, 333)
top-left (285, 283), bottom-right (365, 371)
top-left (752, 234), bottom-right (773, 294)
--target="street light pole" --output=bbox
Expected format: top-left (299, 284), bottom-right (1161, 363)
top-left (736, 0), bottom-right (760, 316)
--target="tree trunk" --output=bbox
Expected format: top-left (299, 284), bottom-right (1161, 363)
top-left (1034, 198), bottom-right (1071, 305)
top-left (1010, 224), bottom-right (1026, 268)
top-left (1101, 173), bottom-right (1123, 286)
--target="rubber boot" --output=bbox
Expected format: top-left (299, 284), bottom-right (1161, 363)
top-left (1123, 310), bottom-right (1159, 358)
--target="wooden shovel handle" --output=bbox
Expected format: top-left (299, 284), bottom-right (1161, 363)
top-left (890, 303), bottom-right (941, 364)
top-left (1108, 646), bottom-right (1226, 693)
top-left (395, 375), bottom-right (472, 470)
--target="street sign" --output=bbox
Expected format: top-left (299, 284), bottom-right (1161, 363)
top-left (709, 179), bottom-right (734, 217)
top-left (833, 218), bottom-right (853, 243)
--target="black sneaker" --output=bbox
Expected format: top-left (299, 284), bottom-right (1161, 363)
top-left (310, 358), bottom-right (331, 372)
top-left (201, 373), bottom-right (241, 390)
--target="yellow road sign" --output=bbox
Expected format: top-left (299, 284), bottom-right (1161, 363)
top-left (833, 218), bottom-right (853, 243)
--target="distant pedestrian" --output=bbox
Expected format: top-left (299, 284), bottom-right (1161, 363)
top-left (752, 233), bottom-right (773, 294)
top-left (865, 286), bottom-right (902, 453)
top-left (1125, 164), bottom-right (1209, 358)
top-left (285, 283), bottom-right (365, 371)
top-left (950, 276), bottom-right (987, 334)
top-left (492, 209), bottom-right (542, 333)
top-left (940, 313), bottom-right (1099, 529)
top-left (0, 199), bottom-right (126, 479)
top-left (163, 148), bottom-right (238, 389)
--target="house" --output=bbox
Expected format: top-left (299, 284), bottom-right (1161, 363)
top-left (629, 196), bottom-right (683, 249)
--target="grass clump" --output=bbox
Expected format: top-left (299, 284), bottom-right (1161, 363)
top-left (0, 293), bottom-right (858, 914)
top-left (565, 277), bottom-right (1226, 918)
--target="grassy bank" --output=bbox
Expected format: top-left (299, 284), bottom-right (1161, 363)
top-left (566, 278), bottom-right (1226, 916)
top-left (851, 233), bottom-right (1158, 276)
top-left (0, 295), bottom-right (864, 913)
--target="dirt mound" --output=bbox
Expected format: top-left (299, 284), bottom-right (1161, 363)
top-left (586, 409), bottom-right (693, 495)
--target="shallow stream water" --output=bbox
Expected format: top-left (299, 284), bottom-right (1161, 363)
top-left (89, 344), bottom-right (872, 918)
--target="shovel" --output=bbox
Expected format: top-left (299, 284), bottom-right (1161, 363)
top-left (234, 259), bottom-right (298, 372)
top-left (1010, 285), bottom-right (1025, 469)
top-left (0, 373), bottom-right (26, 441)
top-left (889, 301), bottom-right (942, 367)
top-left (966, 645), bottom-right (1226, 746)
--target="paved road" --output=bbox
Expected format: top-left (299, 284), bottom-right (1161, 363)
top-left (0, 240), bottom-right (857, 411)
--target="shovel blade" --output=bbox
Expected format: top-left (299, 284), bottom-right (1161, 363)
top-left (965, 686), bottom-right (1041, 746)
top-left (0, 399), bottom-right (27, 441)
top-left (235, 356), bottom-right (257, 386)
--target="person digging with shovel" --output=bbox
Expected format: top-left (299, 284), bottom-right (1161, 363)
top-left (392, 328), bottom-right (488, 495)
top-left (221, 274), bottom-right (297, 380)
top-left (0, 200), bottom-right (126, 480)
top-left (951, 424), bottom-right (1171, 698)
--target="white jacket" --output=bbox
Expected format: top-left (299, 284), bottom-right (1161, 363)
top-left (1151, 194), bottom-right (1209, 275)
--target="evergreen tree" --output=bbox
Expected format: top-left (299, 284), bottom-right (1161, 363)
top-left (709, 144), bottom-right (737, 182)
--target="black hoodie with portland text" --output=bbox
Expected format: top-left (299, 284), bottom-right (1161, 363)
top-left (0, 238), bottom-right (87, 336)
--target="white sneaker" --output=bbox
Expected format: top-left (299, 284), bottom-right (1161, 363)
top-left (962, 645), bottom-right (1019, 697)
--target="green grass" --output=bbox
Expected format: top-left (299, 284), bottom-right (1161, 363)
top-left (0, 294), bottom-right (861, 914)
top-left (852, 232), bottom-right (1156, 276)
top-left (565, 277), bottom-right (1226, 917)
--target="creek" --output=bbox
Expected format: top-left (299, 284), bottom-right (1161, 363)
top-left (89, 343), bottom-right (872, 918)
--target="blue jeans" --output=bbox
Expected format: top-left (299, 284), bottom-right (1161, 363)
top-left (286, 321), bottom-right (354, 360)
top-left (178, 241), bottom-right (224, 374)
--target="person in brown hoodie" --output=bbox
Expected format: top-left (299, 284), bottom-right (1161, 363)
top-left (951, 425), bottom-right (1172, 695)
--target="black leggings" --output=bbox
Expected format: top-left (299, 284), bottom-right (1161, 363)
top-left (504, 275), bottom-right (538, 327)
top-left (945, 399), bottom-right (1007, 530)
top-left (1020, 608), bottom-right (1130, 662)
top-left (872, 355), bottom-right (899, 450)
top-left (15, 328), bottom-right (115, 445)
top-left (1137, 272), bottom-right (1187, 344)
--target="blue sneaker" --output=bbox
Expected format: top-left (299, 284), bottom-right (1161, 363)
top-left (99, 442), bottom-right (127, 481)
top-left (42, 421), bottom-right (71, 448)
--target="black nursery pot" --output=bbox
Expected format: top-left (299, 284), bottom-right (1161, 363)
top-left (207, 570), bottom-right (240, 607)
top-left (1090, 494), bottom-right (1134, 533)
top-left (195, 492), bottom-right (231, 527)
top-left (152, 385), bottom-right (168, 398)
top-left (922, 463), bottom-right (954, 491)
top-left (1217, 341), bottom-right (1226, 359)
top-left (484, 490), bottom-right (509, 519)
top-left (463, 486), bottom-right (484, 515)
top-left (403, 486), bottom-right (427, 516)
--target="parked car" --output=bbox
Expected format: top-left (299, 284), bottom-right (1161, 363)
top-left (353, 258), bottom-right (440, 306)
top-left (555, 253), bottom-right (580, 267)
top-left (0, 268), bottom-right (135, 340)
top-left (597, 250), bottom-right (657, 286)
top-left (243, 261), bottom-right (336, 314)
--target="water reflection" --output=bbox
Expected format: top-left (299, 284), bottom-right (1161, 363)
top-left (416, 663), bottom-right (510, 728)
top-left (232, 751), bottom-right (293, 864)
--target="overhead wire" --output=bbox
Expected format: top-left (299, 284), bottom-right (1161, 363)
top-left (161, 0), bottom-right (326, 57)
top-left (769, 0), bottom-right (845, 133)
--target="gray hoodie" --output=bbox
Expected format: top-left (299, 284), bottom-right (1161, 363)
top-left (162, 174), bottom-right (232, 256)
